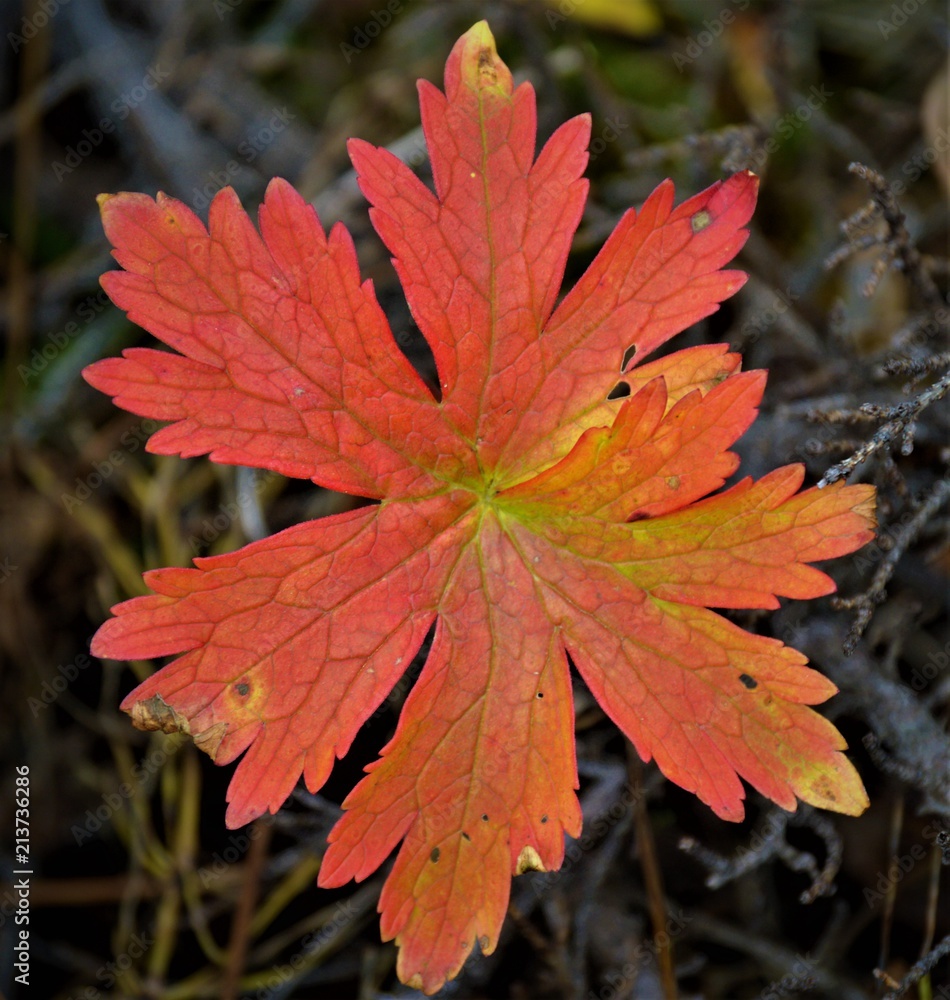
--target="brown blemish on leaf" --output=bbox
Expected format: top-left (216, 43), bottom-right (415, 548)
top-left (192, 722), bottom-right (228, 760)
top-left (476, 47), bottom-right (498, 90)
top-left (127, 694), bottom-right (227, 761)
top-left (691, 209), bottom-right (712, 232)
top-left (515, 845), bottom-right (545, 875)
top-left (236, 682), bottom-right (250, 696)
top-left (430, 847), bottom-right (441, 863)
top-left (129, 694), bottom-right (191, 735)
top-left (478, 935), bottom-right (490, 951)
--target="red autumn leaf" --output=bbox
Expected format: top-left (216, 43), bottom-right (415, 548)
top-left (85, 21), bottom-right (876, 994)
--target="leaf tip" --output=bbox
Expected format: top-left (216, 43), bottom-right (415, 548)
top-left (126, 693), bottom-right (191, 736)
top-left (125, 693), bottom-right (228, 762)
top-left (453, 20), bottom-right (511, 97)
top-left (462, 19), bottom-right (495, 50)
top-left (515, 844), bottom-right (546, 875)
top-left (798, 756), bottom-right (869, 817)
top-left (851, 483), bottom-right (878, 528)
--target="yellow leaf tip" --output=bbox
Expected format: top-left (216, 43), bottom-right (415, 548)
top-left (515, 844), bottom-right (546, 875)
top-left (457, 20), bottom-right (509, 94)
top-left (463, 19), bottom-right (495, 47)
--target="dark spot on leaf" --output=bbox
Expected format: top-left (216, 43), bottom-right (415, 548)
top-left (691, 209), bottom-right (712, 233)
top-left (482, 813), bottom-right (489, 822)
top-left (739, 674), bottom-right (757, 690)
top-left (236, 682), bottom-right (250, 696)
top-left (430, 847), bottom-right (440, 863)
top-left (536, 691), bottom-right (544, 699)
top-left (462, 831), bottom-right (471, 841)
top-left (608, 381), bottom-right (630, 400)
top-left (628, 511), bottom-right (649, 522)
top-left (541, 814), bottom-right (548, 823)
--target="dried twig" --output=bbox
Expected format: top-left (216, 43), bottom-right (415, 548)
top-left (879, 932), bottom-right (950, 999)
top-left (817, 372), bottom-right (950, 487)
top-left (833, 475), bottom-right (950, 652)
top-left (798, 618), bottom-right (950, 819)
top-left (679, 806), bottom-right (842, 904)
top-left (826, 162), bottom-right (943, 308)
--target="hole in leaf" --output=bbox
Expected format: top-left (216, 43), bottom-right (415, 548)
top-left (739, 673), bottom-right (757, 690)
top-left (430, 847), bottom-right (441, 862)
top-left (607, 381), bottom-right (630, 400)
top-left (461, 831), bottom-right (471, 841)
top-left (622, 345), bottom-right (637, 369)
top-left (536, 691), bottom-right (544, 699)
top-left (481, 813), bottom-right (489, 822)
top-left (540, 815), bottom-right (548, 824)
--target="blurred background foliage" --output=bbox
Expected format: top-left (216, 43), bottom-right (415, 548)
top-left (0, 0), bottom-right (948, 997)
